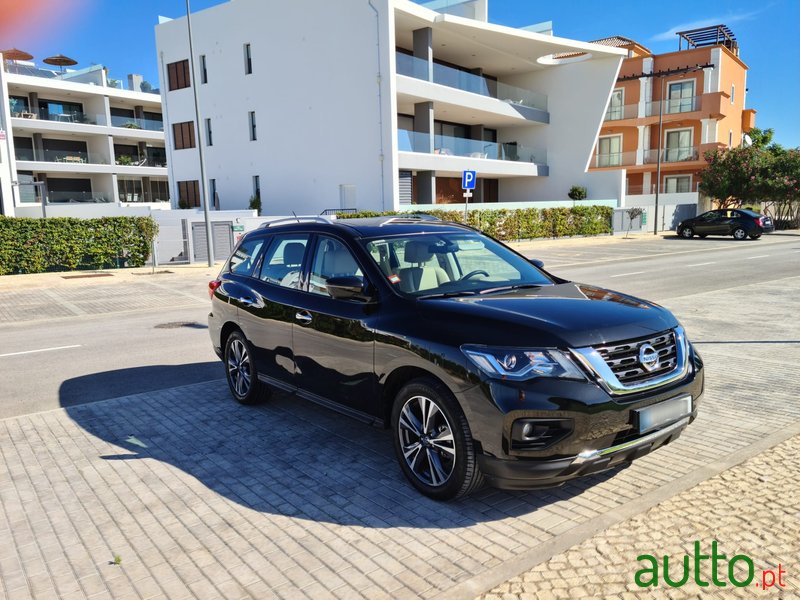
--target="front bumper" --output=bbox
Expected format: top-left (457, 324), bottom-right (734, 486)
top-left (477, 415), bottom-right (689, 489)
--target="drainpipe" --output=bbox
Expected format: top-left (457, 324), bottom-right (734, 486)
top-left (367, 0), bottom-right (387, 211)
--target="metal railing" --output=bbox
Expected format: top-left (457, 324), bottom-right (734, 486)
top-left (399, 129), bottom-right (547, 165)
top-left (38, 149), bottom-right (108, 164)
top-left (593, 151), bottom-right (637, 168)
top-left (9, 106), bottom-right (107, 126)
top-left (603, 96), bottom-right (702, 121)
top-left (110, 115), bottom-right (164, 131)
top-left (396, 52), bottom-right (547, 112)
top-left (626, 181), bottom-right (700, 195)
top-left (644, 146), bottom-right (699, 163)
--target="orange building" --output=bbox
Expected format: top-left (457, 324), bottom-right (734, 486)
top-left (589, 25), bottom-right (756, 197)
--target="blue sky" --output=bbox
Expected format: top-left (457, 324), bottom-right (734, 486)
top-left (7, 0), bottom-right (799, 147)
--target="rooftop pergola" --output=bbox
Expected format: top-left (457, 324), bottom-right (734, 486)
top-left (677, 25), bottom-right (738, 54)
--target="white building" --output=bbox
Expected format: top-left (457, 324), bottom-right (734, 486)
top-left (0, 60), bottom-right (168, 217)
top-left (155, 0), bottom-right (626, 215)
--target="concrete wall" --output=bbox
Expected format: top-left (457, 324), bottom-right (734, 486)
top-left (156, 0), bottom-right (396, 215)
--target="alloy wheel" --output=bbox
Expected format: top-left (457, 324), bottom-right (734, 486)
top-left (227, 339), bottom-right (252, 397)
top-left (398, 395), bottom-right (456, 487)
top-left (733, 228), bottom-right (747, 240)
top-left (681, 227), bottom-right (693, 238)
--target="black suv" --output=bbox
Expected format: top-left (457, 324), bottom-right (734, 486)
top-left (677, 209), bottom-right (774, 240)
top-left (208, 217), bottom-right (703, 500)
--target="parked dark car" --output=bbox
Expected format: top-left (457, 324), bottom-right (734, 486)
top-left (677, 209), bottom-right (774, 240)
top-left (208, 216), bottom-right (703, 500)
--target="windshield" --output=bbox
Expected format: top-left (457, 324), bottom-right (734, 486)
top-left (363, 232), bottom-right (553, 297)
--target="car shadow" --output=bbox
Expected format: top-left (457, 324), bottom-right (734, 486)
top-left (60, 366), bottom-right (627, 528)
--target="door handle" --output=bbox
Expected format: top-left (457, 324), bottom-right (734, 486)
top-left (239, 296), bottom-right (257, 306)
top-left (295, 311), bottom-right (312, 324)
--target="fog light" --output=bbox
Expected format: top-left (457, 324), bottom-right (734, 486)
top-left (511, 418), bottom-right (573, 450)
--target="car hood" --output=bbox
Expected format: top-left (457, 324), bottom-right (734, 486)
top-left (417, 282), bottom-right (678, 348)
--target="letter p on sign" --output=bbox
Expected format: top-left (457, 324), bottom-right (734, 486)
top-left (462, 170), bottom-right (476, 190)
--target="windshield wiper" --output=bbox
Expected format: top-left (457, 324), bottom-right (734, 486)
top-left (477, 283), bottom-right (544, 295)
top-left (417, 290), bottom-right (479, 300)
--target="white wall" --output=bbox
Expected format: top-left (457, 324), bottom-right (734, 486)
top-left (156, 0), bottom-right (396, 215)
top-left (498, 55), bottom-right (624, 203)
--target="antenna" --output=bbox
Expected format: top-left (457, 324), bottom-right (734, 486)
top-left (292, 211), bottom-right (300, 223)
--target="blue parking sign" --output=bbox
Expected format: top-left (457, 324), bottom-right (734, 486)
top-left (462, 170), bottom-right (476, 190)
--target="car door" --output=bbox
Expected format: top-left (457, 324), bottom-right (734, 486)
top-left (236, 233), bottom-right (311, 388)
top-left (291, 234), bottom-right (378, 416)
top-left (693, 211), bottom-right (724, 235)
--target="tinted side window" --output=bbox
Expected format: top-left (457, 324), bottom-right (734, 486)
top-left (258, 234), bottom-right (310, 288)
top-left (228, 236), bottom-right (265, 277)
top-left (308, 236), bottom-right (363, 296)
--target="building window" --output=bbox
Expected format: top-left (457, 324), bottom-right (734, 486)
top-left (729, 130), bottom-right (733, 148)
top-left (205, 118), bottom-right (213, 146)
top-left (210, 178), bottom-right (218, 209)
top-left (177, 180), bottom-right (200, 208)
top-left (244, 43), bottom-right (252, 74)
top-left (173, 121), bottom-right (196, 150)
top-left (249, 111), bottom-right (257, 141)
top-left (664, 176), bottom-right (691, 194)
top-left (167, 59), bottom-right (191, 91)
top-left (730, 84), bottom-right (735, 105)
top-left (664, 128), bottom-right (694, 162)
top-left (596, 135), bottom-right (622, 167)
top-left (253, 175), bottom-right (260, 199)
top-left (200, 54), bottom-right (207, 84)
top-left (605, 88), bottom-right (624, 121)
top-left (666, 80), bottom-right (695, 114)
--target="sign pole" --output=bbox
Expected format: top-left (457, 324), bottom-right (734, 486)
top-left (463, 190), bottom-right (472, 223)
top-left (461, 169), bottom-right (476, 225)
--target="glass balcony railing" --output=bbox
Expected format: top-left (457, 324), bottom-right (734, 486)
top-left (9, 106), bottom-right (107, 126)
top-left (396, 52), bottom-right (547, 112)
top-left (593, 151), bottom-right (636, 168)
top-left (110, 115), bottom-right (164, 131)
top-left (48, 191), bottom-right (112, 203)
top-left (115, 155), bottom-right (168, 168)
top-left (603, 96), bottom-right (702, 121)
top-left (38, 150), bottom-right (108, 164)
top-left (398, 129), bottom-right (546, 165)
top-left (644, 146), bottom-right (699, 163)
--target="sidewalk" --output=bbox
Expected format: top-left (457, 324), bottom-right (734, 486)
top-left (479, 432), bottom-right (800, 599)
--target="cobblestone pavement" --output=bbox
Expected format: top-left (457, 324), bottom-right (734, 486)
top-left (479, 433), bottom-right (800, 599)
top-left (0, 273), bottom-right (798, 598)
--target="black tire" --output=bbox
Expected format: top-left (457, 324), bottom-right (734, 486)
top-left (749, 232), bottom-right (762, 239)
top-left (680, 227), bottom-right (694, 238)
top-left (224, 330), bottom-right (270, 405)
top-left (391, 377), bottom-right (484, 500)
top-left (732, 227), bottom-right (747, 241)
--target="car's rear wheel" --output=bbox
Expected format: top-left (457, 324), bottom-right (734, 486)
top-left (680, 227), bottom-right (694, 238)
top-left (224, 330), bottom-right (270, 405)
top-left (749, 232), bottom-right (762, 239)
top-left (391, 378), bottom-right (483, 500)
top-left (733, 227), bottom-right (747, 240)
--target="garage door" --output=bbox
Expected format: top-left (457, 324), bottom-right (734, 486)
top-left (192, 221), bottom-right (234, 262)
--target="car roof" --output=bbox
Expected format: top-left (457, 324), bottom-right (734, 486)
top-left (255, 216), bottom-right (472, 238)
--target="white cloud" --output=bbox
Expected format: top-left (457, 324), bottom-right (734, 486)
top-left (649, 10), bottom-right (761, 42)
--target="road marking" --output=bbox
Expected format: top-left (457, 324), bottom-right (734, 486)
top-left (745, 255), bottom-right (770, 260)
top-left (0, 344), bottom-right (82, 358)
top-left (686, 262), bottom-right (716, 267)
top-left (609, 271), bottom-right (645, 278)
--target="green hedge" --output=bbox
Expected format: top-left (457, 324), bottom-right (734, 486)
top-left (338, 206), bottom-right (613, 241)
top-left (0, 216), bottom-right (158, 275)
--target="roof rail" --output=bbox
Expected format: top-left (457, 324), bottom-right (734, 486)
top-left (259, 216), bottom-right (334, 229)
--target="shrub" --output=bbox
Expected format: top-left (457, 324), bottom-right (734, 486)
top-left (568, 186), bottom-right (588, 201)
top-left (0, 216), bottom-right (158, 275)
top-left (337, 206), bottom-right (613, 241)
top-left (248, 195), bottom-right (262, 216)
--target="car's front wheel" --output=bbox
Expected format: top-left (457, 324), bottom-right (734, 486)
top-left (680, 227), bottom-right (694, 238)
top-left (733, 227), bottom-right (747, 240)
top-left (224, 330), bottom-right (270, 405)
top-left (391, 378), bottom-right (483, 500)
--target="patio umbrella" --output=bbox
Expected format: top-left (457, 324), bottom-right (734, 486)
top-left (1, 47), bottom-right (33, 61)
top-left (43, 53), bottom-right (77, 75)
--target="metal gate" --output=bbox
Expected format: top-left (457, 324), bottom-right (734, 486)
top-left (192, 221), bottom-right (234, 262)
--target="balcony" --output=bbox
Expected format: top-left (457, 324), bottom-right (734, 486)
top-left (48, 192), bottom-right (112, 203)
top-left (592, 152), bottom-right (637, 168)
top-left (399, 129), bottom-right (546, 164)
top-left (9, 105), bottom-right (106, 126)
top-left (603, 96), bottom-right (703, 121)
top-left (396, 52), bottom-right (547, 112)
top-left (110, 115), bottom-right (164, 132)
top-left (33, 150), bottom-right (109, 165)
top-left (592, 146), bottom-right (701, 169)
top-left (644, 146), bottom-right (700, 163)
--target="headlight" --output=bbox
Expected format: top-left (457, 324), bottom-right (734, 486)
top-left (461, 345), bottom-right (585, 381)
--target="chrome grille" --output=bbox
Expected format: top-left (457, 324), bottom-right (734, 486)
top-left (594, 331), bottom-right (678, 385)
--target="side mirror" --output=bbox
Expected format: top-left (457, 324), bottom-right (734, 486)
top-left (530, 259), bottom-right (545, 269)
top-left (326, 276), bottom-right (373, 301)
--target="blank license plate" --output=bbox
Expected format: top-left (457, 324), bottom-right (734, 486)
top-left (635, 395), bottom-right (692, 434)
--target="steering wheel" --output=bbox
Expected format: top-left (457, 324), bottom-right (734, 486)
top-left (460, 269), bottom-right (489, 281)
